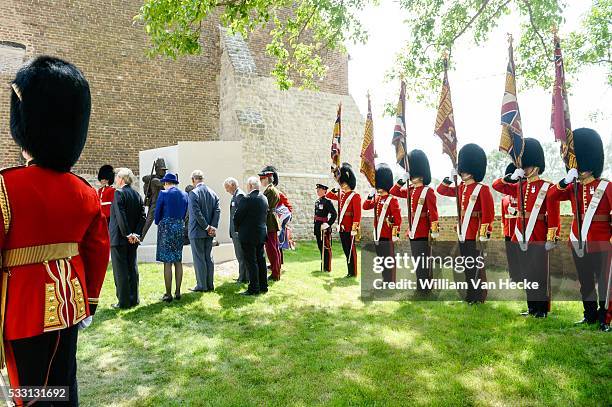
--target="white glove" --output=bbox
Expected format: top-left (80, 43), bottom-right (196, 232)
top-left (545, 241), bottom-right (556, 251)
top-left (510, 168), bottom-right (525, 180)
top-left (564, 168), bottom-right (578, 184)
top-left (401, 172), bottom-right (410, 183)
top-left (370, 188), bottom-right (377, 196)
top-left (479, 235), bottom-right (489, 242)
top-left (392, 236), bottom-right (399, 242)
top-left (321, 223), bottom-right (329, 230)
top-left (350, 230), bottom-right (358, 236)
top-left (450, 168), bottom-right (458, 178)
top-left (430, 232), bottom-right (439, 240)
top-left (334, 224), bottom-right (341, 233)
top-left (78, 316), bottom-right (93, 330)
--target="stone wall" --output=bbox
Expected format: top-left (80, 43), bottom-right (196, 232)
top-left (218, 28), bottom-right (367, 239)
top-left (0, 1), bottom-right (350, 180)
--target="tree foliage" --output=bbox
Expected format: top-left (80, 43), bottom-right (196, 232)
top-left (395, 0), bottom-right (611, 102)
top-left (137, 0), bottom-right (610, 95)
top-left (136, 0), bottom-right (369, 90)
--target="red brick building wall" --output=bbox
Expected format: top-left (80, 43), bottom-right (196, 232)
top-left (0, 1), bottom-right (349, 176)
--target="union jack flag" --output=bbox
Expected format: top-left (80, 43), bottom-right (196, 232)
top-left (330, 103), bottom-right (342, 180)
top-left (551, 34), bottom-right (577, 169)
top-left (499, 40), bottom-right (524, 167)
top-left (392, 80), bottom-right (409, 170)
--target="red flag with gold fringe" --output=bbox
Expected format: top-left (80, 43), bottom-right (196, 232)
top-left (360, 94), bottom-right (376, 187)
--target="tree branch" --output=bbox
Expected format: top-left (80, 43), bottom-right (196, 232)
top-left (522, 0), bottom-right (553, 62)
top-left (449, 0), bottom-right (491, 46)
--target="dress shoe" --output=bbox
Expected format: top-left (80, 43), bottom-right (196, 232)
top-left (189, 287), bottom-right (205, 292)
top-left (174, 293), bottom-right (181, 300)
top-left (520, 310), bottom-right (535, 317)
top-left (345, 274), bottom-right (354, 278)
top-left (259, 289), bottom-right (268, 294)
top-left (240, 290), bottom-right (258, 296)
top-left (534, 312), bottom-right (547, 318)
top-left (161, 294), bottom-right (173, 303)
top-left (599, 323), bottom-right (610, 332)
top-left (268, 275), bottom-right (279, 281)
top-left (111, 303), bottom-right (122, 309)
top-left (574, 318), bottom-right (597, 325)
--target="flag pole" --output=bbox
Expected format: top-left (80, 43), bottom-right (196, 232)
top-left (399, 78), bottom-right (413, 231)
top-left (442, 54), bottom-right (463, 236)
top-left (507, 33), bottom-right (527, 249)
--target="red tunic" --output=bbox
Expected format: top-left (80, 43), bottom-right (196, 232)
top-left (326, 190), bottom-right (362, 232)
top-left (437, 181), bottom-right (495, 240)
top-left (500, 195), bottom-right (518, 238)
top-left (389, 184), bottom-right (438, 239)
top-left (362, 194), bottom-right (402, 239)
top-left (548, 178), bottom-right (612, 247)
top-left (278, 192), bottom-right (293, 213)
top-left (492, 178), bottom-right (560, 242)
top-left (97, 185), bottom-right (116, 219)
top-left (0, 165), bottom-right (110, 340)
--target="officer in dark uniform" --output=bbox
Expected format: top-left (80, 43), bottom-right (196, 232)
top-left (314, 184), bottom-right (337, 272)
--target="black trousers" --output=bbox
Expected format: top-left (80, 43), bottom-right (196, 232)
top-left (242, 241), bottom-right (268, 294)
top-left (111, 244), bottom-right (140, 308)
top-left (504, 237), bottom-right (522, 282)
top-left (518, 244), bottom-right (550, 314)
top-left (375, 238), bottom-right (395, 283)
top-left (339, 231), bottom-right (357, 276)
top-left (6, 326), bottom-right (79, 406)
top-left (572, 250), bottom-right (609, 323)
top-left (315, 224), bottom-right (332, 272)
top-left (459, 240), bottom-right (487, 303)
top-left (410, 237), bottom-right (431, 292)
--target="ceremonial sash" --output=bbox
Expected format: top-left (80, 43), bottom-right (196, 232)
top-left (409, 186), bottom-right (429, 239)
top-left (458, 184), bottom-right (482, 242)
top-left (515, 182), bottom-right (550, 251)
top-left (374, 196), bottom-right (392, 242)
top-left (570, 180), bottom-right (608, 255)
top-left (338, 192), bottom-right (355, 228)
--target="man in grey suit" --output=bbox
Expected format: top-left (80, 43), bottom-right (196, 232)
top-left (109, 168), bottom-right (146, 308)
top-left (188, 170), bottom-right (221, 292)
top-left (224, 177), bottom-right (247, 283)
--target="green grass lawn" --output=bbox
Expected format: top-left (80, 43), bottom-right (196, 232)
top-left (78, 242), bottom-right (611, 406)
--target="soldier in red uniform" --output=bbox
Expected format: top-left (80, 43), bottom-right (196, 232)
top-left (363, 163), bottom-right (402, 283)
top-left (327, 163), bottom-right (362, 277)
top-left (437, 144), bottom-right (494, 304)
top-left (97, 164), bottom-right (115, 223)
top-left (1, 56), bottom-right (109, 405)
top-left (499, 163), bottom-right (521, 283)
top-left (389, 149), bottom-right (438, 292)
top-left (548, 128), bottom-right (611, 331)
top-left (492, 139), bottom-right (561, 318)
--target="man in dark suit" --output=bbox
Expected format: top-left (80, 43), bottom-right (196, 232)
top-left (109, 168), bottom-right (146, 308)
top-left (224, 177), bottom-right (247, 283)
top-left (234, 176), bottom-right (269, 295)
top-left (188, 170), bottom-right (221, 292)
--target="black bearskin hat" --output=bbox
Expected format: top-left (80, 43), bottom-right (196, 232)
top-left (375, 163), bottom-right (394, 192)
top-left (521, 138), bottom-right (545, 174)
top-left (98, 165), bottom-right (114, 183)
top-left (504, 162), bottom-right (516, 176)
top-left (258, 165), bottom-right (279, 186)
top-left (10, 56), bottom-right (91, 172)
top-left (407, 149), bottom-right (431, 185)
top-left (574, 128), bottom-right (604, 178)
top-left (458, 143), bottom-right (487, 182)
top-left (338, 162), bottom-right (356, 190)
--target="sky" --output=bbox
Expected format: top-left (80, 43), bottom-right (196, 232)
top-left (346, 1), bottom-right (611, 180)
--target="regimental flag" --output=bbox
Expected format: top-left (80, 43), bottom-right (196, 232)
top-left (360, 94), bottom-right (376, 187)
top-left (392, 80), bottom-right (409, 170)
top-left (434, 59), bottom-right (458, 166)
top-left (551, 34), bottom-right (577, 169)
top-left (331, 103), bottom-right (342, 180)
top-left (499, 40), bottom-right (525, 167)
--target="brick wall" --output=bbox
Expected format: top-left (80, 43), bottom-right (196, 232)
top-left (0, 1), bottom-right (349, 179)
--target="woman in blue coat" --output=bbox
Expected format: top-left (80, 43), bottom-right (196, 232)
top-left (155, 173), bottom-right (189, 302)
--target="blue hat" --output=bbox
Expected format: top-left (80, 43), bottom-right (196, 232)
top-left (160, 172), bottom-right (179, 184)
